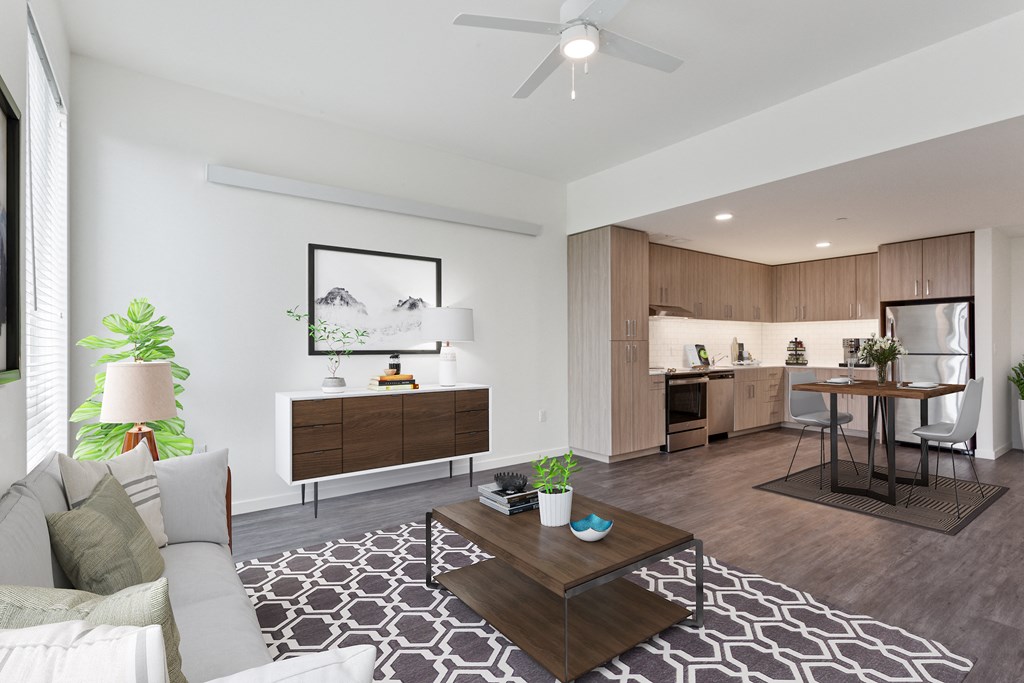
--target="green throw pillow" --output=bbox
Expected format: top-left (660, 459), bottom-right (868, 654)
top-left (46, 473), bottom-right (165, 595)
top-left (0, 578), bottom-right (187, 683)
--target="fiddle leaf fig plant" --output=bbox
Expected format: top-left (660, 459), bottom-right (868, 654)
top-left (70, 298), bottom-right (193, 460)
top-left (532, 450), bottom-right (581, 494)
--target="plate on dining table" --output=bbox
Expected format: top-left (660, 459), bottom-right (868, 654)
top-left (907, 381), bottom-right (939, 389)
top-left (824, 377), bottom-right (855, 385)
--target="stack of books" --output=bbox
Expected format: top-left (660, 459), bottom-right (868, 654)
top-left (367, 374), bottom-right (418, 391)
top-left (478, 482), bottom-right (539, 515)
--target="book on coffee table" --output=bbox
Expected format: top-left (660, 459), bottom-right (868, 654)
top-left (478, 496), bottom-right (539, 515)
top-left (477, 482), bottom-right (539, 505)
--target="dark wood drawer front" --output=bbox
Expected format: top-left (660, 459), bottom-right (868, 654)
top-left (292, 424), bottom-right (342, 454)
top-left (292, 449), bottom-right (343, 481)
top-left (456, 409), bottom-right (488, 434)
top-left (455, 389), bottom-right (488, 413)
top-left (455, 430), bottom-right (489, 456)
top-left (292, 399), bottom-right (342, 427)
top-left (403, 393), bottom-right (455, 464)
top-left (343, 396), bottom-right (403, 473)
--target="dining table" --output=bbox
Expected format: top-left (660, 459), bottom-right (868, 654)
top-left (793, 379), bottom-right (966, 505)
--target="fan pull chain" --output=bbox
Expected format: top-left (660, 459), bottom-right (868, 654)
top-left (571, 62), bottom-right (576, 100)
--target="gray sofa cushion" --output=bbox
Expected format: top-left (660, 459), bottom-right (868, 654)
top-left (0, 488), bottom-right (53, 588)
top-left (12, 452), bottom-right (73, 588)
top-left (161, 542), bottom-right (271, 681)
top-left (155, 449), bottom-right (229, 545)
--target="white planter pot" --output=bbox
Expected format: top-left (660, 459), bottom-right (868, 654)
top-left (322, 377), bottom-right (347, 393)
top-left (538, 487), bottom-right (573, 527)
top-left (1018, 399), bottom-right (1024, 448)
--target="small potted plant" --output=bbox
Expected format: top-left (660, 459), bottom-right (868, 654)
top-left (287, 306), bottom-right (368, 393)
top-left (532, 450), bottom-right (581, 527)
top-left (859, 334), bottom-right (907, 385)
top-left (1009, 357), bottom-right (1024, 443)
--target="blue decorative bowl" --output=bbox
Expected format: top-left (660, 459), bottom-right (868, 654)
top-left (570, 514), bottom-right (613, 542)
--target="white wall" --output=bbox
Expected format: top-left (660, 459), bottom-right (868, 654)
top-left (974, 228), bottom-right (1013, 459)
top-left (0, 0), bottom-right (69, 490)
top-left (567, 11), bottom-right (1024, 233)
top-left (1008, 235), bottom-right (1024, 449)
top-left (68, 57), bottom-right (568, 513)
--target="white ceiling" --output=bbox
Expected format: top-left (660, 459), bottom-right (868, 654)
top-left (622, 116), bottom-right (1024, 264)
top-left (56, 0), bottom-right (1024, 181)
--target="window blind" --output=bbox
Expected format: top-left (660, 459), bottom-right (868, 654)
top-left (25, 16), bottom-right (68, 469)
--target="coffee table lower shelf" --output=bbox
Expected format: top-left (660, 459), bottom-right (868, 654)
top-left (437, 558), bottom-right (690, 682)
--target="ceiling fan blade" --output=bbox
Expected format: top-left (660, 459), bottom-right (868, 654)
top-left (599, 30), bottom-right (683, 73)
top-left (513, 44), bottom-right (566, 99)
top-left (577, 0), bottom-right (631, 24)
top-left (453, 14), bottom-right (562, 36)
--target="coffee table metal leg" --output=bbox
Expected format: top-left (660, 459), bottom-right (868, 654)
top-left (563, 595), bottom-right (569, 683)
top-left (425, 511), bottom-right (439, 588)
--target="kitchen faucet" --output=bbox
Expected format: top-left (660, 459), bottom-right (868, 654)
top-left (710, 353), bottom-right (728, 367)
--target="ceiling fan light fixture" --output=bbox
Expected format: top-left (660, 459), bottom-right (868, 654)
top-left (561, 23), bottom-right (598, 60)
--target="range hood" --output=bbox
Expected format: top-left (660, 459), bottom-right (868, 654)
top-left (649, 304), bottom-right (694, 318)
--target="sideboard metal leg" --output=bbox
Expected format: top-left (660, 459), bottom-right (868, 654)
top-left (469, 458), bottom-right (474, 487)
top-left (301, 484), bottom-right (305, 506)
top-left (313, 482), bottom-right (319, 519)
top-left (449, 461), bottom-right (453, 479)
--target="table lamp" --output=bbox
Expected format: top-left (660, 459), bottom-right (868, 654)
top-left (100, 361), bottom-right (177, 459)
top-left (421, 307), bottom-right (474, 386)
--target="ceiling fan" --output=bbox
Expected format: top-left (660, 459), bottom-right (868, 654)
top-left (454, 0), bottom-right (683, 99)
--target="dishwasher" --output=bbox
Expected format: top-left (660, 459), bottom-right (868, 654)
top-left (707, 371), bottom-right (735, 436)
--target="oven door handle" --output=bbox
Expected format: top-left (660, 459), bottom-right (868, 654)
top-left (668, 377), bottom-right (709, 386)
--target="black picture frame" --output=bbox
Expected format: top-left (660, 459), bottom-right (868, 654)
top-left (307, 244), bottom-right (441, 355)
top-left (0, 73), bottom-right (21, 385)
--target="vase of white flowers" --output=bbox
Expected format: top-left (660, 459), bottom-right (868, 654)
top-left (859, 334), bottom-right (907, 385)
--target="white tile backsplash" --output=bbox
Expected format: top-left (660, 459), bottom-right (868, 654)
top-left (650, 318), bottom-right (880, 369)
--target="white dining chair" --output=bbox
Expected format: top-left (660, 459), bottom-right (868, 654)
top-left (784, 370), bottom-right (860, 488)
top-left (904, 377), bottom-right (985, 519)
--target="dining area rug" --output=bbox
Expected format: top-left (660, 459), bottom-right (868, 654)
top-left (754, 459), bottom-right (1007, 535)
top-left (236, 521), bottom-right (973, 682)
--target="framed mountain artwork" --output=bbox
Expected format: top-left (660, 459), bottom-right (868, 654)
top-left (0, 74), bottom-right (20, 384)
top-left (307, 244), bottom-right (441, 355)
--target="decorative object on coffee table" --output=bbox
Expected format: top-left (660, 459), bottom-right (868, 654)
top-left (286, 305), bottom-right (367, 393)
top-left (100, 361), bottom-right (178, 460)
top-left (493, 471), bottom-right (528, 493)
top-left (570, 513), bottom-right (613, 542)
top-left (532, 450), bottom-right (580, 527)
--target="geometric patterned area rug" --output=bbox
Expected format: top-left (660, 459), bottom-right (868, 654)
top-left (755, 460), bottom-right (1007, 536)
top-left (236, 521), bottom-right (973, 682)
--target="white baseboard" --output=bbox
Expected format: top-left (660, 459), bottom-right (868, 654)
top-left (231, 446), bottom-right (568, 515)
top-left (976, 443), bottom-right (1012, 460)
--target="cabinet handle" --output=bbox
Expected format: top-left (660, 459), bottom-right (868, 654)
top-left (926, 279), bottom-right (931, 296)
top-left (914, 279), bottom-right (919, 296)
top-left (858, 303), bottom-right (862, 318)
top-left (802, 305), bottom-right (807, 320)
top-left (794, 306), bottom-right (798, 320)
top-left (849, 303), bottom-right (853, 318)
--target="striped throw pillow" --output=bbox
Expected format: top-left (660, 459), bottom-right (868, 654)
top-left (59, 443), bottom-right (168, 547)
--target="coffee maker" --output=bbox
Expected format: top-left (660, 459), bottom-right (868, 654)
top-left (842, 338), bottom-right (871, 367)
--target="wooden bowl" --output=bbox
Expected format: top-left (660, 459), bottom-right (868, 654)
top-left (384, 369), bottom-right (398, 376)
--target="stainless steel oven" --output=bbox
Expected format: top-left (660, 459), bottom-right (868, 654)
top-left (665, 373), bottom-right (708, 452)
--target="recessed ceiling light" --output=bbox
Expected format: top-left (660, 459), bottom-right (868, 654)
top-left (715, 213), bottom-right (733, 221)
top-left (816, 241), bottom-right (831, 248)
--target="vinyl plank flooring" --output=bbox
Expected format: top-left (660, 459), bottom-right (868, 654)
top-left (233, 427), bottom-right (1024, 681)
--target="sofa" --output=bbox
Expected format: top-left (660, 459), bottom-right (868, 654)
top-left (0, 450), bottom-right (376, 682)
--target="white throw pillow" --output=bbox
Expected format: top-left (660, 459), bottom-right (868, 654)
top-left (59, 443), bottom-right (169, 547)
top-left (205, 645), bottom-right (377, 683)
top-left (0, 620), bottom-right (169, 683)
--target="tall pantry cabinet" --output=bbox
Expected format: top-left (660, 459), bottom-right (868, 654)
top-left (569, 226), bottom-right (664, 459)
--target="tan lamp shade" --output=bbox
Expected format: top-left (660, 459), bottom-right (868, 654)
top-left (100, 361), bottom-right (178, 424)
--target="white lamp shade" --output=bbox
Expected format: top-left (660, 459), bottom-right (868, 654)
top-left (421, 307), bottom-right (474, 342)
top-left (100, 361), bottom-right (178, 424)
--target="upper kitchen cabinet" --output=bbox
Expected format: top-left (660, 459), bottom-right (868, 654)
top-left (823, 257), bottom-right (857, 321)
top-left (571, 226), bottom-right (648, 341)
top-left (649, 245), bottom-right (772, 322)
top-left (774, 263), bottom-right (802, 322)
top-left (649, 244), bottom-right (678, 306)
top-left (855, 253), bottom-right (878, 320)
top-left (878, 233), bottom-right (973, 301)
top-left (799, 260), bottom-right (828, 322)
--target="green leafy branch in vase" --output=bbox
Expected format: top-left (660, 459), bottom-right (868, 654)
top-left (70, 298), bottom-right (193, 460)
top-left (532, 450), bottom-right (581, 494)
top-left (286, 306), bottom-right (369, 377)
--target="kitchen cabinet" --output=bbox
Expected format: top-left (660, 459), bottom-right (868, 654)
top-left (878, 233), bottom-right (973, 301)
top-left (799, 260), bottom-right (828, 321)
top-left (823, 257), bottom-right (857, 321)
top-left (774, 263), bottom-right (802, 322)
top-left (645, 373), bottom-right (666, 449)
top-left (649, 243), bottom-right (678, 306)
top-left (855, 253), bottom-right (878, 320)
top-left (733, 367), bottom-right (783, 431)
top-left (570, 226), bottom-right (660, 458)
top-left (650, 245), bottom-right (774, 321)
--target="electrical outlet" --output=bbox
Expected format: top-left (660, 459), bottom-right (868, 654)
top-left (538, 409), bottom-right (547, 423)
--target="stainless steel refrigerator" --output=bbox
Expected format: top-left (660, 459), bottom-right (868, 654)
top-left (885, 302), bottom-right (973, 446)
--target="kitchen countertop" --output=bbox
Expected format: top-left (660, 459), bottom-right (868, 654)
top-left (650, 364), bottom-right (875, 375)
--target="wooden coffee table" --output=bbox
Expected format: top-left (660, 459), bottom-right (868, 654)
top-left (425, 494), bottom-right (703, 682)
